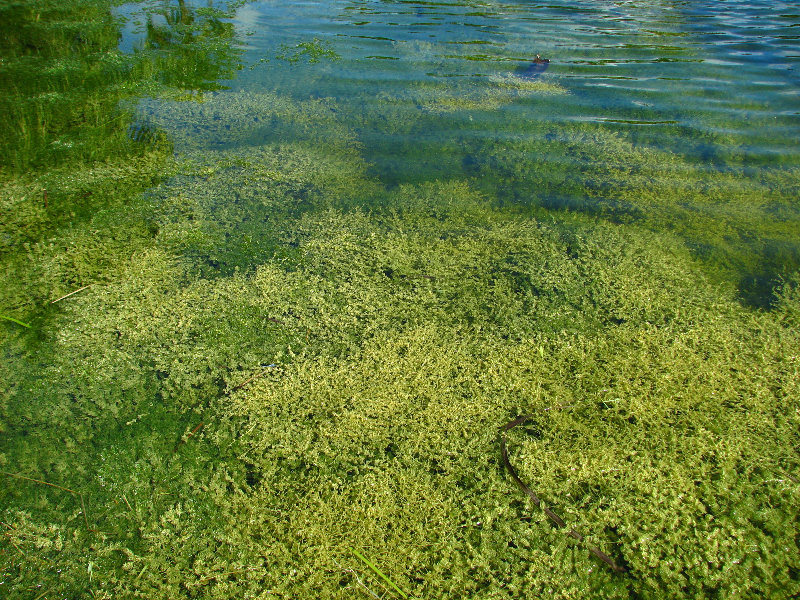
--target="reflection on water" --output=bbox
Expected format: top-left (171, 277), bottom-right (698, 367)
top-left (124, 0), bottom-right (800, 171)
top-left (115, 0), bottom-right (243, 91)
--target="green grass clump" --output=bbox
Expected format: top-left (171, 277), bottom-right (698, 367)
top-left (0, 0), bottom-right (245, 174)
top-left (0, 0), bottom-right (148, 173)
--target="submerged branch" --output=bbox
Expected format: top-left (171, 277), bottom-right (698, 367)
top-left (499, 416), bottom-right (626, 574)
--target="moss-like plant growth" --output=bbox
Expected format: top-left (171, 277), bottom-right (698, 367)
top-left (3, 175), bottom-right (798, 596)
top-left (2, 2), bottom-right (799, 599)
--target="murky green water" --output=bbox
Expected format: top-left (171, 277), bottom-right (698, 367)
top-left (1, 1), bottom-right (799, 598)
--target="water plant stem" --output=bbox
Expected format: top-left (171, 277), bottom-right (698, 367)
top-left (231, 365), bottom-right (276, 392)
top-left (1, 314), bottom-right (31, 328)
top-left (51, 284), bottom-right (92, 304)
top-left (1, 471), bottom-right (90, 531)
top-left (350, 547), bottom-right (409, 599)
top-left (499, 416), bottom-right (626, 573)
top-left (172, 422), bottom-right (204, 454)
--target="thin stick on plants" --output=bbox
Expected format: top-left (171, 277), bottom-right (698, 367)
top-left (51, 284), bottom-right (92, 304)
top-left (1, 471), bottom-right (90, 531)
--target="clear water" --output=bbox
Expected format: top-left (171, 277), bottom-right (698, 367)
top-left (152, 0), bottom-right (800, 157)
top-left (122, 0), bottom-right (800, 301)
top-left (4, 3), bottom-right (800, 595)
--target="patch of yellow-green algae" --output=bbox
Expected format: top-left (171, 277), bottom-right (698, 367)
top-left (377, 39), bottom-right (568, 114)
top-left (414, 75), bottom-right (568, 114)
top-left (463, 118), bottom-right (800, 305)
top-left (3, 165), bottom-right (799, 597)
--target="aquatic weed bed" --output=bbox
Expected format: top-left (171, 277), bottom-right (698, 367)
top-left (2, 1), bottom-right (799, 598)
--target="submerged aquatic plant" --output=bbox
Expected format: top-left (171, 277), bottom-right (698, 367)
top-left (1, 2), bottom-right (799, 599)
top-left (351, 546), bottom-right (410, 600)
top-left (277, 37), bottom-right (340, 64)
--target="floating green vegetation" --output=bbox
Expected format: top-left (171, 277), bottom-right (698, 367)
top-left (364, 34), bottom-right (800, 307)
top-left (277, 37), bottom-right (340, 65)
top-left (462, 119), bottom-right (800, 306)
top-left (1, 1), bottom-right (799, 599)
top-left (351, 546), bottom-right (411, 600)
top-left (0, 0), bottom-right (250, 324)
top-left (3, 169), bottom-right (799, 596)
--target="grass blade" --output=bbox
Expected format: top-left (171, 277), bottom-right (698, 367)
top-left (1, 314), bottom-right (31, 328)
top-left (350, 547), bottom-right (409, 599)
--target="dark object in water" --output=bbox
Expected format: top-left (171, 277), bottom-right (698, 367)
top-left (499, 413), bottom-right (627, 574)
top-left (518, 54), bottom-right (550, 79)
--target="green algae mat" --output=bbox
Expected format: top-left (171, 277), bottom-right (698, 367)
top-left (1, 1), bottom-right (799, 598)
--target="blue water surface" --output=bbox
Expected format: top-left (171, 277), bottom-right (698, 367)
top-left (118, 0), bottom-right (800, 302)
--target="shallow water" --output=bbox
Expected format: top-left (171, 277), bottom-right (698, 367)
top-left (3, 2), bottom-right (800, 596)
top-left (119, 0), bottom-right (800, 304)
top-left (128, 0), bottom-right (800, 163)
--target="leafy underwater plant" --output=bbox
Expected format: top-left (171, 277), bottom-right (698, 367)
top-left (351, 546), bottom-right (411, 599)
top-left (1, 2), bottom-right (799, 598)
top-left (277, 37), bottom-right (340, 65)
